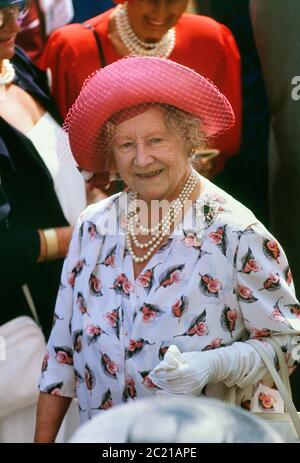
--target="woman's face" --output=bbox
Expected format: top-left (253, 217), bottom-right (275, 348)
top-left (0, 8), bottom-right (20, 62)
top-left (127, 0), bottom-right (188, 42)
top-left (111, 107), bottom-right (191, 203)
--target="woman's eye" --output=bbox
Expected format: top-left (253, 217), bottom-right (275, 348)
top-left (120, 142), bottom-right (134, 149)
top-left (149, 138), bottom-right (163, 144)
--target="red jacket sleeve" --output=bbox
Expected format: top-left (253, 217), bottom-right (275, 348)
top-left (39, 24), bottom-right (102, 118)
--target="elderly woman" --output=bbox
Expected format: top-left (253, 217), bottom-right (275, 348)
top-left (35, 56), bottom-right (300, 443)
top-left (40, 0), bottom-right (241, 177)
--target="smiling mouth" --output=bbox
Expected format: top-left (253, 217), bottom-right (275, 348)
top-left (136, 169), bottom-right (163, 178)
top-left (145, 18), bottom-right (168, 27)
top-left (0, 37), bottom-right (15, 44)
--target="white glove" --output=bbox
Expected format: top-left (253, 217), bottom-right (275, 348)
top-left (149, 342), bottom-right (270, 395)
top-left (149, 345), bottom-right (212, 395)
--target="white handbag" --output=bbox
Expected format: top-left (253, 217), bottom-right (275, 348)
top-left (0, 286), bottom-right (46, 419)
top-left (227, 337), bottom-right (300, 442)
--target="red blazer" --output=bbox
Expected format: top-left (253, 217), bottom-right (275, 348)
top-left (40, 9), bottom-right (242, 173)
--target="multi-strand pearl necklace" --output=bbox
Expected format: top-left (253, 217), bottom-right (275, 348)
top-left (114, 3), bottom-right (176, 58)
top-left (126, 170), bottom-right (198, 263)
top-left (0, 59), bottom-right (15, 86)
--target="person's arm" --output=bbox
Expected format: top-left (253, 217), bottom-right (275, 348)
top-left (36, 216), bottom-right (84, 441)
top-left (34, 393), bottom-right (72, 443)
top-left (39, 24), bottom-right (100, 118)
top-left (0, 222), bottom-right (73, 284)
top-left (39, 27), bottom-right (81, 118)
top-left (37, 226), bottom-right (74, 262)
top-left (150, 222), bottom-right (300, 394)
top-left (0, 222), bottom-right (39, 285)
top-left (234, 222), bottom-right (300, 360)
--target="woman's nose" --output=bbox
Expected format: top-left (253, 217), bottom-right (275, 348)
top-left (134, 143), bottom-right (154, 168)
top-left (151, 1), bottom-right (168, 21)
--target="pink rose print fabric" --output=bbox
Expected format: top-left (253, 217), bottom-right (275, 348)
top-left (39, 179), bottom-right (300, 423)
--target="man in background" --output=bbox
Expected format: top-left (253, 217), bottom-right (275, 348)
top-left (250, 0), bottom-right (300, 409)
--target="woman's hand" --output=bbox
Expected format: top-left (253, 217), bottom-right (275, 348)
top-left (149, 345), bottom-right (212, 395)
top-left (149, 342), bottom-right (271, 394)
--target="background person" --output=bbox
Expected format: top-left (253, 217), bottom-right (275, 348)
top-left (0, 0), bottom-right (85, 442)
top-left (250, 0), bottom-right (300, 410)
top-left (195, 0), bottom-right (270, 227)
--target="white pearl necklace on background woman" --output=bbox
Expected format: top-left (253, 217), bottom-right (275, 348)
top-left (126, 170), bottom-right (198, 263)
top-left (0, 59), bottom-right (15, 85)
top-left (114, 3), bottom-right (176, 58)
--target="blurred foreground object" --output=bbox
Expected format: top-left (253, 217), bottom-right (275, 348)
top-left (69, 396), bottom-right (283, 443)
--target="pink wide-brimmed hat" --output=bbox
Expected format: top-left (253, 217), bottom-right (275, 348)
top-left (65, 56), bottom-right (235, 173)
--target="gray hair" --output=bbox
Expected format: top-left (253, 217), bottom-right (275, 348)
top-left (163, 104), bottom-right (208, 153)
top-left (101, 103), bottom-right (209, 169)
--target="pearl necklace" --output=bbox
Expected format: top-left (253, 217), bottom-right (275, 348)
top-left (126, 170), bottom-right (198, 263)
top-left (114, 3), bottom-right (176, 58)
top-left (0, 60), bottom-right (15, 85)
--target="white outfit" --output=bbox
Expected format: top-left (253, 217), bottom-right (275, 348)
top-left (39, 176), bottom-right (300, 424)
top-left (27, 112), bottom-right (86, 226)
top-left (40, 0), bottom-right (74, 36)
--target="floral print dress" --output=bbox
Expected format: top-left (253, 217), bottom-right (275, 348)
top-left (39, 177), bottom-right (300, 422)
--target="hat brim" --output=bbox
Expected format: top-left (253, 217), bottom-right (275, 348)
top-left (66, 56), bottom-right (235, 173)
